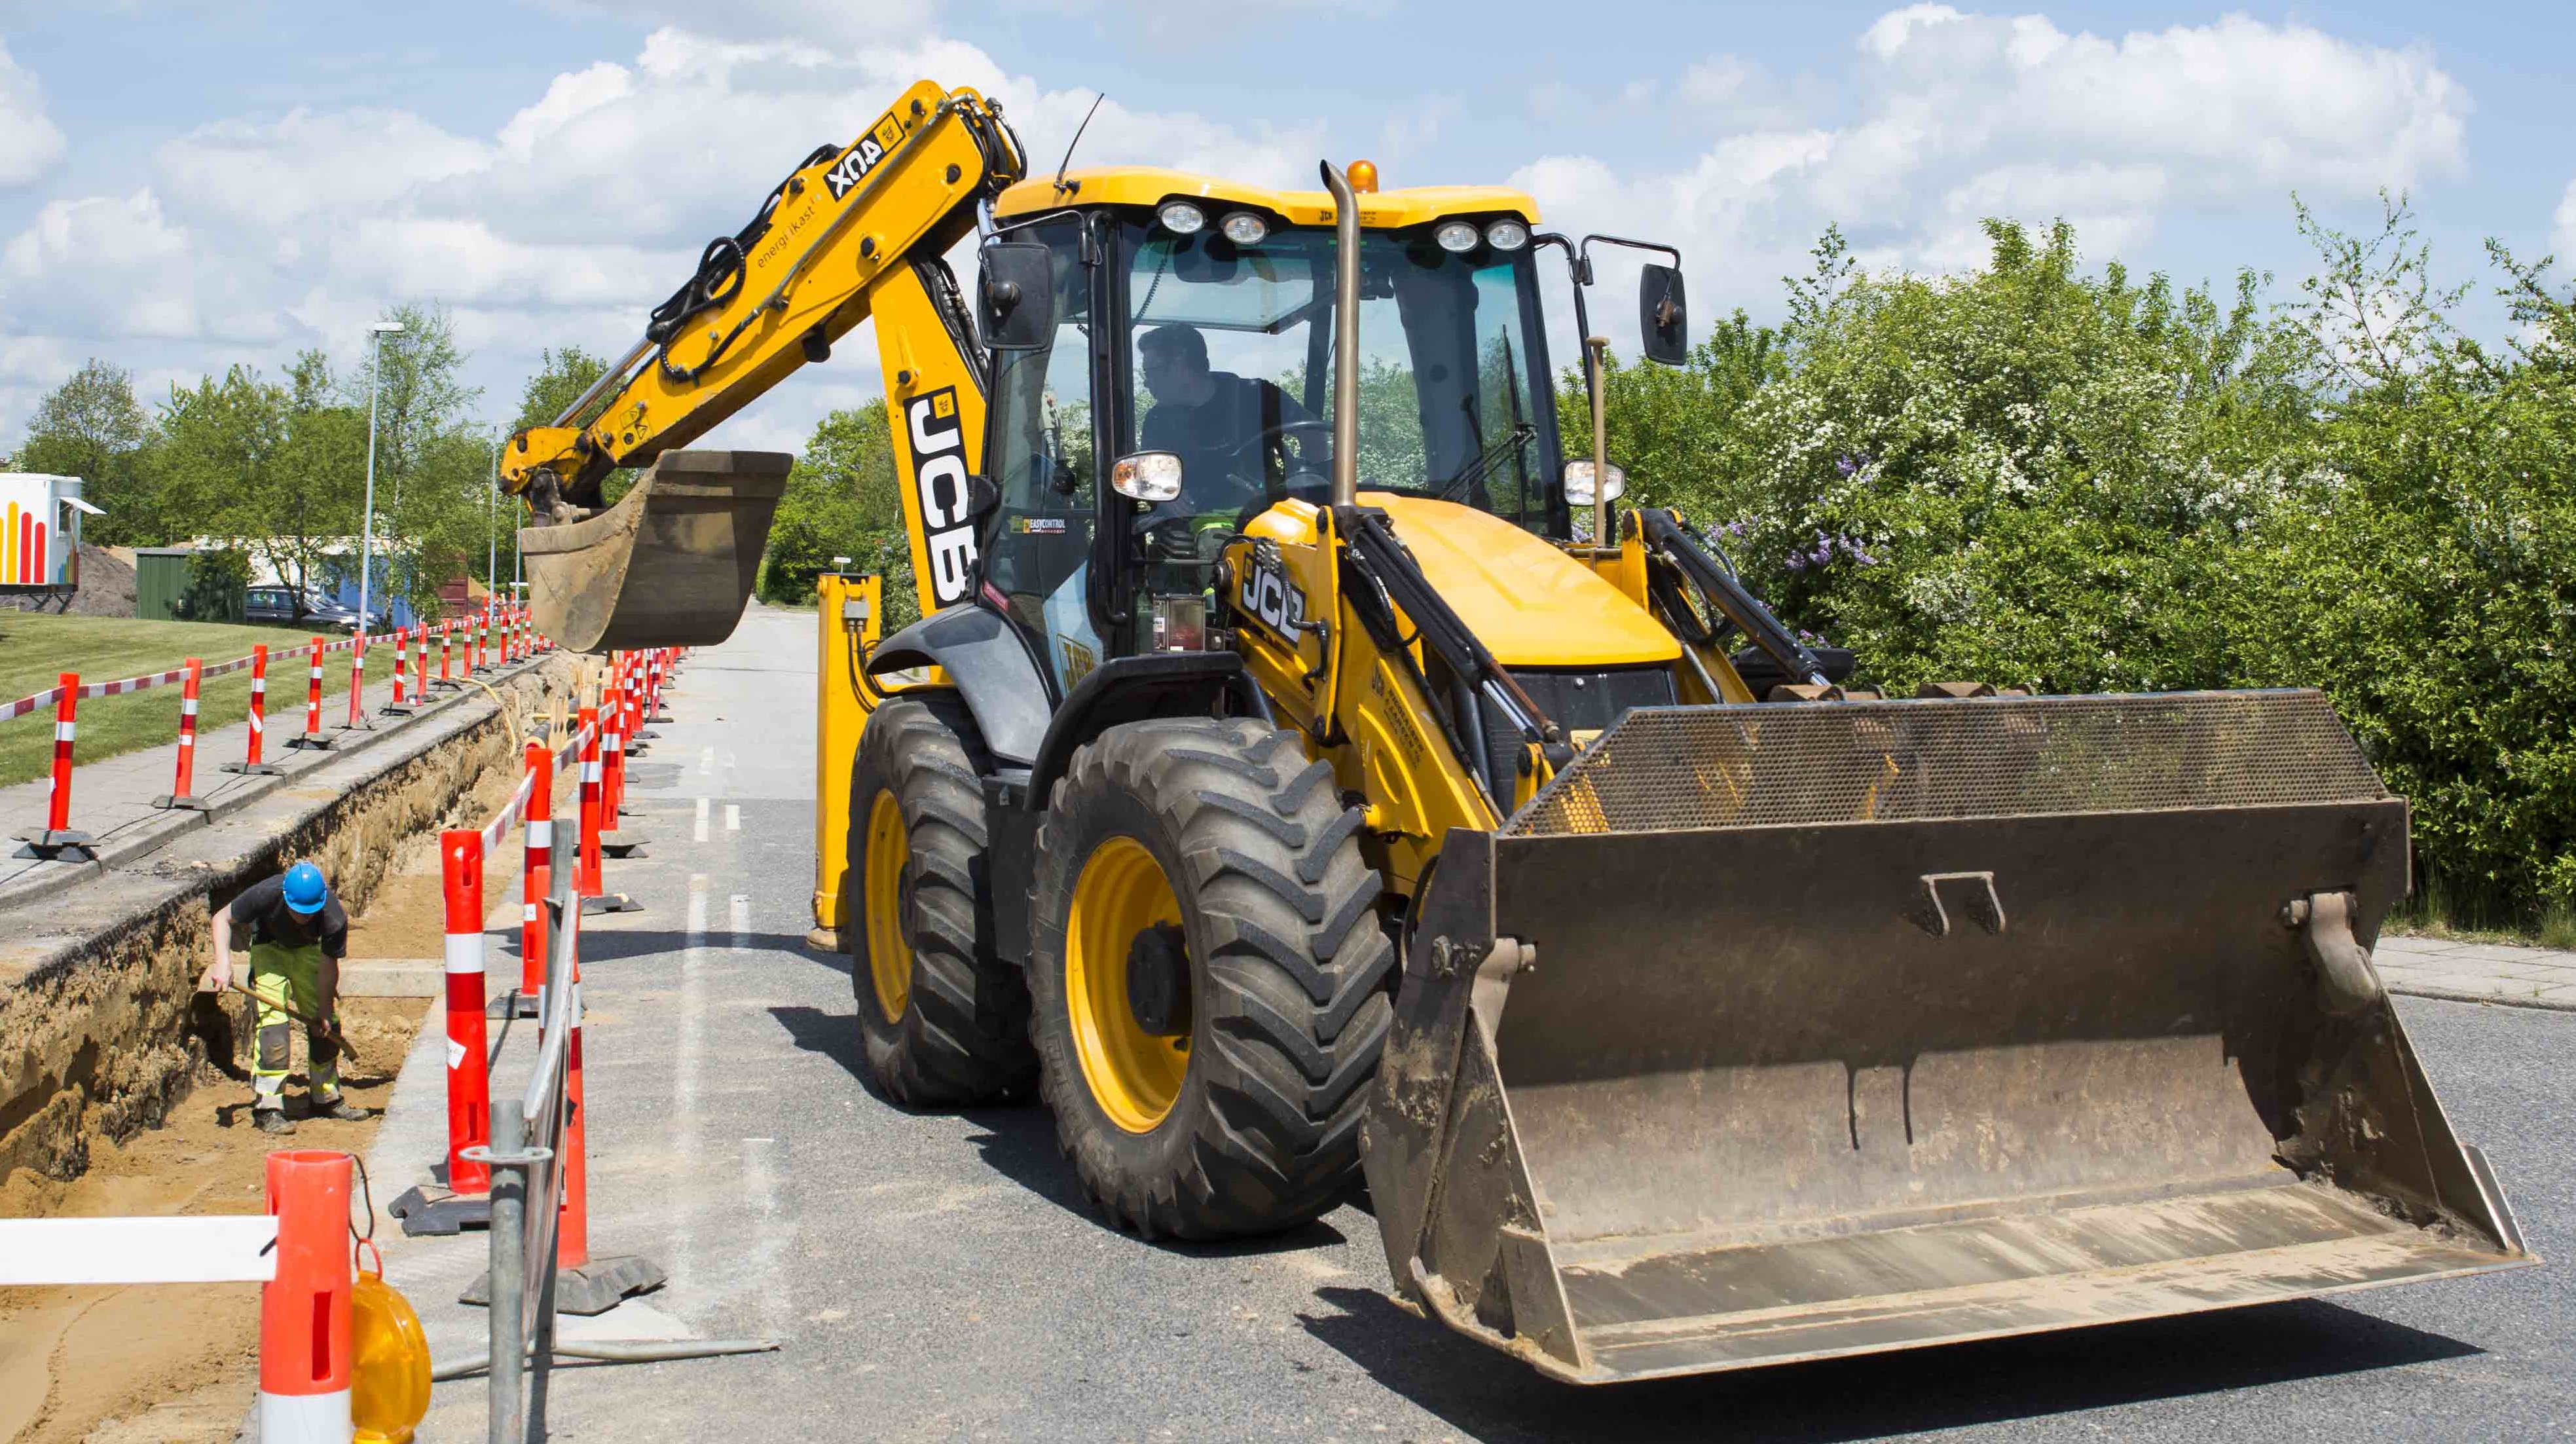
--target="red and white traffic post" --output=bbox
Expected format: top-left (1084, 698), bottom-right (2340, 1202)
top-left (257, 1150), bottom-right (354, 1442)
top-left (224, 644), bottom-right (282, 776)
top-left (575, 705), bottom-right (635, 914)
top-left (339, 631), bottom-right (371, 731)
top-left (14, 673), bottom-right (94, 859)
top-left (442, 830), bottom-right (493, 1197)
top-left (517, 739), bottom-right (553, 1016)
top-left (382, 627), bottom-right (414, 716)
top-left (289, 637), bottom-right (331, 750)
top-left (155, 657), bottom-right (211, 812)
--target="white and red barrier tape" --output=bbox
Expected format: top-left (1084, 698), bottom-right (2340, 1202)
top-left (0, 635), bottom-right (363, 721)
top-left (478, 722), bottom-right (595, 855)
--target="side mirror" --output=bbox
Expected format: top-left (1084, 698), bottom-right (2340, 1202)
top-left (1110, 452), bottom-right (1184, 502)
top-left (1639, 263), bottom-right (1689, 367)
top-left (979, 242), bottom-right (1057, 351)
top-left (966, 473), bottom-right (1002, 520)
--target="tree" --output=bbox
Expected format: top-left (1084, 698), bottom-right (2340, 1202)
top-left (15, 360), bottom-right (159, 544)
top-left (350, 304), bottom-right (488, 614)
top-left (509, 344), bottom-right (639, 509)
top-left (758, 400), bottom-right (915, 623)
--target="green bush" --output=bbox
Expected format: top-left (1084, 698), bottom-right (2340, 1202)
top-left (1577, 203), bottom-right (2576, 931)
top-left (178, 547), bottom-right (251, 622)
top-left (756, 400), bottom-right (919, 630)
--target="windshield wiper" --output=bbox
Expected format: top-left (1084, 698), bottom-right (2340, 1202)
top-left (1433, 424), bottom-right (1536, 506)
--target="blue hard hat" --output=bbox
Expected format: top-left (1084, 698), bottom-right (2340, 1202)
top-left (282, 861), bottom-right (329, 915)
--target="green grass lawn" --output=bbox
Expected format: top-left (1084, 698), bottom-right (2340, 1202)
top-left (0, 612), bottom-right (435, 788)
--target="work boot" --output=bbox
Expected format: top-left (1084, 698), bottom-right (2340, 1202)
top-left (309, 1093), bottom-right (371, 1122)
top-left (254, 1107), bottom-right (297, 1136)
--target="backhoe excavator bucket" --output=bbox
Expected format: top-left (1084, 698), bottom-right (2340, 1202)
top-left (518, 449), bottom-right (792, 654)
top-left (1365, 690), bottom-right (2531, 1384)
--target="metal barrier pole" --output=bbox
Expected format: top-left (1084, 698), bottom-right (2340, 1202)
top-left (469, 1102), bottom-right (536, 1444)
top-left (225, 645), bottom-right (282, 776)
top-left (155, 658), bottom-right (210, 811)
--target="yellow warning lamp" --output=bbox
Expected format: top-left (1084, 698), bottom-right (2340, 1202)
top-left (1348, 159), bottom-right (1378, 194)
top-left (350, 1269), bottom-right (433, 1443)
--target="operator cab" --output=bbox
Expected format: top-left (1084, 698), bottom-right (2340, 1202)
top-left (972, 170), bottom-right (1570, 695)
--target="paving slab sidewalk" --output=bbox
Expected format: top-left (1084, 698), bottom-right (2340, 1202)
top-left (2377, 933), bottom-right (2576, 1012)
top-left (0, 661), bottom-right (543, 914)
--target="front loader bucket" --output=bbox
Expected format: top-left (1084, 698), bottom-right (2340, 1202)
top-left (518, 449), bottom-right (792, 654)
top-left (1365, 690), bottom-right (2531, 1384)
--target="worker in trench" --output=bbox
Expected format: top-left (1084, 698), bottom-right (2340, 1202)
top-left (197, 860), bottom-right (370, 1134)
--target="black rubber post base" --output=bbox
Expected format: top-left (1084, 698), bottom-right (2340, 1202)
top-left (379, 703), bottom-right (415, 716)
top-left (220, 762), bottom-right (284, 775)
top-left (462, 1254), bottom-right (666, 1316)
top-left (13, 829), bottom-right (96, 861)
top-left (580, 893), bottom-right (641, 915)
top-left (487, 990), bottom-right (542, 1020)
top-left (153, 794), bottom-right (212, 812)
top-left (600, 840), bottom-right (647, 859)
top-left (389, 1183), bottom-right (492, 1237)
top-left (286, 735), bottom-right (334, 750)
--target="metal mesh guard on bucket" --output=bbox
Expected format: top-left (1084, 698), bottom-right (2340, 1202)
top-left (1504, 689), bottom-right (2387, 838)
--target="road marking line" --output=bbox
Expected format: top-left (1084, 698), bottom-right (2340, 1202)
top-left (730, 893), bottom-right (750, 945)
top-left (724, 804), bottom-right (741, 832)
top-left (674, 872), bottom-right (709, 1299)
top-left (694, 796), bottom-right (710, 843)
top-left (699, 746), bottom-right (713, 775)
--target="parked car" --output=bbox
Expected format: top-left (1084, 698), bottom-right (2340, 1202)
top-left (245, 585), bottom-right (299, 624)
top-left (246, 585), bottom-right (389, 633)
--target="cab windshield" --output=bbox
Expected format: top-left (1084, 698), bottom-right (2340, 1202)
top-left (1117, 219), bottom-right (1562, 537)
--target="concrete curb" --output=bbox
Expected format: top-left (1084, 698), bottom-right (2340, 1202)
top-left (2387, 982), bottom-right (2576, 1014)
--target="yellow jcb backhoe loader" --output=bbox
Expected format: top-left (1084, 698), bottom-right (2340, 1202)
top-left (504, 78), bottom-right (2532, 1384)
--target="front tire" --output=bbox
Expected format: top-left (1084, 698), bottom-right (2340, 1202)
top-left (847, 697), bottom-right (1037, 1105)
top-left (1028, 718), bottom-right (1394, 1238)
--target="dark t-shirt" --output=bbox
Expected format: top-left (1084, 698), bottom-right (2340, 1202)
top-left (228, 874), bottom-right (350, 958)
top-left (1141, 373), bottom-right (1308, 506)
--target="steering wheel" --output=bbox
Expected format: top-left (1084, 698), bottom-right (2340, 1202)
top-left (1228, 420), bottom-right (1335, 504)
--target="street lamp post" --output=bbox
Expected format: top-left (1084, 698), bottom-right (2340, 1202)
top-left (357, 320), bottom-right (405, 638)
top-left (487, 437), bottom-right (501, 603)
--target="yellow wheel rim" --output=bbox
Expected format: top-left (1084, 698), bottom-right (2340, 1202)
top-left (862, 788), bottom-right (911, 1022)
top-left (1067, 836), bottom-right (1189, 1133)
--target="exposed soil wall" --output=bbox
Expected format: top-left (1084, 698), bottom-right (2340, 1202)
top-left (0, 658), bottom-right (577, 1187)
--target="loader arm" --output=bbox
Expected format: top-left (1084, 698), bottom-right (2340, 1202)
top-left (506, 79), bottom-right (1027, 649)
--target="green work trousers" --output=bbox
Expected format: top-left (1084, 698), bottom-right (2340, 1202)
top-left (249, 940), bottom-right (340, 1105)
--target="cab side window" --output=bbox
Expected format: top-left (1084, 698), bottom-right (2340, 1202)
top-left (982, 221), bottom-right (1104, 691)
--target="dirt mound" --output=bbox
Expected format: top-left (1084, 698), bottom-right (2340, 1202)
top-left (68, 545), bottom-right (136, 618)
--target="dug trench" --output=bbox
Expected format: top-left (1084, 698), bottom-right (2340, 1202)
top-left (0, 654), bottom-right (598, 1443)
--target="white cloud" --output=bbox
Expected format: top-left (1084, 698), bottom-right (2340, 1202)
top-left (2556, 179), bottom-right (2576, 264)
top-left (0, 26), bottom-right (1317, 447)
top-left (1511, 7), bottom-right (2471, 346)
top-left (0, 39), bottom-right (65, 186)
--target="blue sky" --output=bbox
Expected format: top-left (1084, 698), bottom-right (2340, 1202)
top-left (1, 1), bottom-right (2567, 453)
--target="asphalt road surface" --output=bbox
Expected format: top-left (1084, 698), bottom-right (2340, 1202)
top-left (425, 604), bottom-right (2572, 1442)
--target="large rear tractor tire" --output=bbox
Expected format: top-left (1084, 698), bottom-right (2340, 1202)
top-left (1028, 718), bottom-right (1395, 1238)
top-left (847, 697), bottom-right (1039, 1106)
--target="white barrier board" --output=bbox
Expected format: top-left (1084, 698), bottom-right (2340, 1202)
top-left (0, 1215), bottom-right (280, 1284)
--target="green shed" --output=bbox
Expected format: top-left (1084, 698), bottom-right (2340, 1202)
top-left (132, 547), bottom-right (246, 623)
